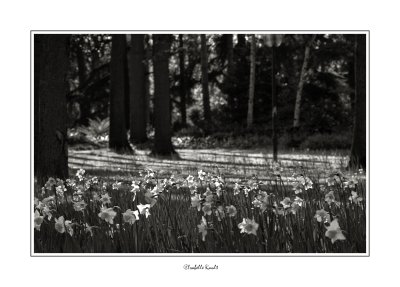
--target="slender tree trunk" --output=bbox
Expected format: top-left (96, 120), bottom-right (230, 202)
top-left (349, 34), bottom-right (367, 169)
top-left (200, 34), bottom-right (211, 133)
top-left (152, 34), bottom-right (175, 155)
top-left (124, 42), bottom-right (130, 130)
top-left (144, 35), bottom-right (151, 130)
top-left (76, 40), bottom-right (86, 87)
top-left (293, 34), bottom-right (316, 128)
top-left (76, 42), bottom-right (91, 125)
top-left (226, 34), bottom-right (234, 115)
top-left (128, 34), bottom-right (147, 143)
top-left (35, 34), bottom-right (69, 186)
top-left (109, 34), bottom-right (130, 151)
top-left (178, 34), bottom-right (187, 127)
top-left (271, 46), bottom-right (278, 162)
top-left (247, 35), bottom-right (256, 129)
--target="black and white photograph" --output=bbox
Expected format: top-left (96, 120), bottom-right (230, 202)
top-left (32, 32), bottom-right (368, 254)
top-left (3, 0), bottom-right (400, 286)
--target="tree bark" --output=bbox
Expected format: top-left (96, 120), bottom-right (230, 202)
top-left (152, 34), bottom-right (175, 155)
top-left (349, 34), bottom-right (367, 169)
top-left (200, 34), bottom-right (211, 133)
top-left (178, 34), bottom-right (187, 127)
top-left (226, 34), bottom-right (234, 115)
top-left (128, 34), bottom-right (147, 143)
top-left (271, 46), bottom-right (278, 162)
top-left (35, 34), bottom-right (69, 186)
top-left (293, 34), bottom-right (316, 128)
top-left (109, 34), bottom-right (130, 151)
top-left (247, 34), bottom-right (256, 129)
top-left (76, 38), bottom-right (86, 87)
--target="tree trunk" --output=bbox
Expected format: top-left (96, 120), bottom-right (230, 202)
top-left (226, 34), bottom-right (234, 115)
top-left (76, 39), bottom-right (86, 87)
top-left (200, 34), bottom-right (211, 133)
top-left (109, 34), bottom-right (130, 151)
top-left (35, 34), bottom-right (69, 186)
top-left (152, 34), bottom-right (175, 155)
top-left (349, 34), bottom-right (367, 169)
top-left (178, 34), bottom-right (187, 127)
top-left (271, 46), bottom-right (278, 162)
top-left (74, 38), bottom-right (91, 126)
top-left (128, 34), bottom-right (147, 143)
top-left (247, 35), bottom-right (256, 129)
top-left (144, 35), bottom-right (151, 130)
top-left (293, 34), bottom-right (316, 128)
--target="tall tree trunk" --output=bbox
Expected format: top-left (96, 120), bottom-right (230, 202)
top-left (293, 34), bottom-right (316, 128)
top-left (35, 34), bottom-right (69, 186)
top-left (178, 34), bottom-right (187, 127)
top-left (200, 34), bottom-right (211, 133)
top-left (34, 36), bottom-right (40, 179)
top-left (271, 46), bottom-right (278, 162)
top-left (226, 34), bottom-right (234, 116)
top-left (349, 34), bottom-right (367, 169)
top-left (76, 39), bottom-right (86, 87)
top-left (109, 34), bottom-right (130, 151)
top-left (152, 34), bottom-right (175, 155)
top-left (128, 34), bottom-right (147, 143)
top-left (76, 42), bottom-right (91, 125)
top-left (247, 34), bottom-right (256, 129)
top-left (144, 35), bottom-right (151, 130)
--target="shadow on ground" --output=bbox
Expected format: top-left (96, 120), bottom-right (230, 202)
top-left (69, 148), bottom-right (349, 182)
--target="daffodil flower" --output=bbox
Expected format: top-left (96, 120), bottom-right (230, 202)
top-left (34, 210), bottom-right (44, 231)
top-left (226, 205), bottom-right (237, 217)
top-left (76, 168), bottom-right (85, 181)
top-left (100, 193), bottom-right (112, 205)
top-left (344, 177), bottom-right (358, 189)
top-left (233, 182), bottom-right (240, 195)
top-left (98, 207), bottom-right (117, 224)
top-left (293, 196), bottom-right (304, 207)
top-left (42, 205), bottom-right (52, 220)
top-left (137, 203), bottom-right (151, 218)
top-left (325, 219), bottom-right (346, 243)
top-left (315, 209), bottom-right (330, 223)
top-left (112, 181), bottom-right (122, 190)
top-left (191, 194), bottom-right (202, 211)
top-left (290, 202), bottom-right (301, 214)
top-left (85, 223), bottom-right (97, 237)
top-left (73, 200), bottom-right (87, 212)
top-left (131, 181), bottom-right (140, 200)
top-left (202, 202), bottom-right (212, 216)
top-left (214, 206), bottom-right (225, 221)
top-left (280, 197), bottom-right (291, 209)
top-left (292, 182), bottom-right (303, 194)
top-left (326, 177), bottom-right (336, 186)
top-left (349, 191), bottom-right (363, 204)
top-left (54, 216), bottom-right (66, 233)
top-left (238, 218), bottom-right (259, 236)
top-left (92, 192), bottom-right (100, 202)
top-left (325, 191), bottom-right (335, 204)
top-left (122, 209), bottom-right (140, 225)
top-left (252, 198), bottom-right (262, 209)
top-left (186, 174), bottom-right (194, 182)
top-left (198, 170), bottom-right (206, 181)
top-left (205, 194), bottom-right (214, 203)
top-left (65, 220), bottom-right (74, 236)
top-left (304, 177), bottom-right (313, 190)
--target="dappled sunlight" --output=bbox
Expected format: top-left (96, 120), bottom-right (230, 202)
top-left (69, 148), bottom-right (350, 183)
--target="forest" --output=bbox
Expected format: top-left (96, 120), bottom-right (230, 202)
top-left (33, 33), bottom-right (367, 253)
